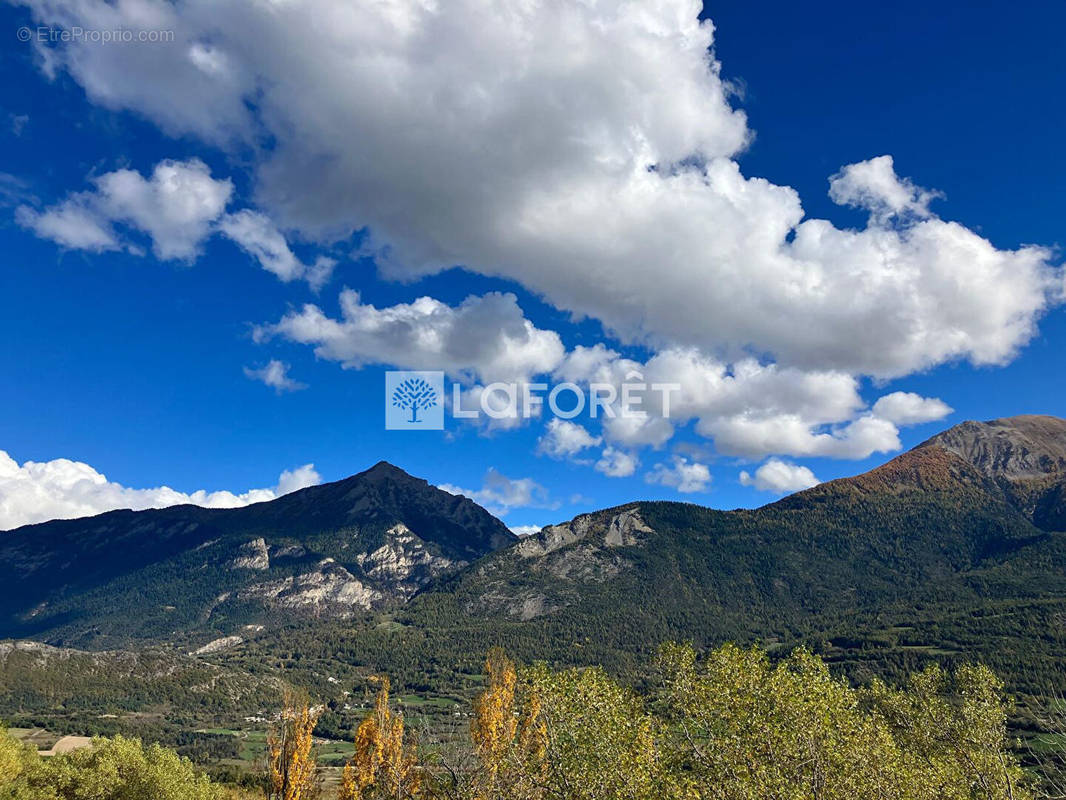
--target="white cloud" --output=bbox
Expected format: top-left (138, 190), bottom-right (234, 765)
top-left (438, 468), bottom-right (555, 517)
top-left (703, 414), bottom-right (902, 460)
top-left (871, 391), bottom-right (953, 426)
top-left (89, 158), bottom-right (233, 260)
top-left (219, 209), bottom-right (335, 289)
top-left (594, 447), bottom-right (639, 478)
top-left (19, 0), bottom-right (1062, 380)
top-left (602, 414), bottom-right (676, 449)
top-left (509, 524), bottom-right (542, 537)
top-left (537, 419), bottom-right (601, 459)
top-left (0, 449), bottom-right (320, 530)
top-left (554, 345), bottom-right (961, 461)
top-left (275, 463), bottom-right (322, 495)
top-left (18, 159), bottom-right (332, 287)
top-left (828, 155), bottom-right (941, 222)
top-left (17, 159), bottom-right (233, 261)
top-left (244, 360), bottom-right (306, 393)
top-left (645, 455), bottom-right (711, 493)
top-left (261, 289), bottom-right (957, 462)
top-left (16, 201), bottom-right (120, 252)
top-left (740, 459), bottom-right (820, 494)
top-left (553, 343), bottom-right (906, 459)
top-left (259, 290), bottom-right (565, 384)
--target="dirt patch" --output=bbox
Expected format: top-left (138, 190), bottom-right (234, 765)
top-left (40, 736), bottom-right (93, 756)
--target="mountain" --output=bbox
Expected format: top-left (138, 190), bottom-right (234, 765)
top-left (927, 415), bottom-right (1066, 530)
top-left (7, 416), bottom-right (1066, 731)
top-left (328, 414), bottom-right (1066, 698)
top-left (929, 414), bottom-right (1066, 481)
top-left (437, 415), bottom-right (1065, 627)
top-left (0, 461), bottom-right (515, 646)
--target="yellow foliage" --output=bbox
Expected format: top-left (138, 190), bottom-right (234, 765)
top-left (657, 642), bottom-right (1031, 800)
top-left (339, 677), bottom-right (422, 800)
top-left (471, 647), bottom-right (518, 771)
top-left (464, 648), bottom-right (548, 800)
top-left (268, 689), bottom-right (322, 800)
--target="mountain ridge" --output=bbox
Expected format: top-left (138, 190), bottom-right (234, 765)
top-left (4, 414), bottom-right (1066, 663)
top-left (0, 461), bottom-right (514, 646)
top-left (7, 415), bottom-right (1066, 746)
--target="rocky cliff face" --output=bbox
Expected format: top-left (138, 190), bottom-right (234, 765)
top-left (461, 506), bottom-right (657, 620)
top-left (515, 507), bottom-right (654, 558)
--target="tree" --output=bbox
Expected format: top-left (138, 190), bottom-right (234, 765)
top-left (339, 678), bottom-right (422, 800)
top-left (463, 648), bottom-right (546, 800)
top-left (868, 663), bottom-right (1030, 800)
top-left (657, 641), bottom-right (1032, 800)
top-left (268, 690), bottom-right (322, 800)
top-left (0, 727), bottom-right (36, 800)
top-left (391, 379), bottom-right (438, 423)
top-left (5, 733), bottom-right (229, 800)
top-left (522, 663), bottom-right (661, 800)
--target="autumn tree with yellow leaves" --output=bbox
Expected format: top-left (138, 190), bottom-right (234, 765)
top-left (268, 689), bottom-right (322, 800)
top-left (463, 648), bottom-right (546, 800)
top-left (339, 677), bottom-right (423, 800)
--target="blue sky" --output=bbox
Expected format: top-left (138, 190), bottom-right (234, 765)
top-left (0, 0), bottom-right (1063, 532)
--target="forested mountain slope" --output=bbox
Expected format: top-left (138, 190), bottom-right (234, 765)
top-left (6, 416), bottom-right (1066, 726)
top-left (0, 461), bottom-right (515, 647)
top-left (266, 415), bottom-right (1066, 703)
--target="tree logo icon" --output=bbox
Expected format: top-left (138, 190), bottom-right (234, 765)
top-left (392, 377), bottom-right (439, 422)
top-left (384, 371), bottom-right (445, 430)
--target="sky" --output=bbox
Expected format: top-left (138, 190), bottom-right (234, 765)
top-left (0, 0), bottom-right (1063, 533)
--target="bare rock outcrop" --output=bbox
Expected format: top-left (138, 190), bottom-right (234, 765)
top-left (229, 538), bottom-right (270, 570)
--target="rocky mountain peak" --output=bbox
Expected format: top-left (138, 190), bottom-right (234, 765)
top-left (924, 415), bottom-right (1066, 481)
top-left (0, 460), bottom-right (516, 643)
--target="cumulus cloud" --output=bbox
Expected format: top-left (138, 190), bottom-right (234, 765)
top-left (537, 419), bottom-right (601, 459)
top-left (438, 468), bottom-right (556, 517)
top-left (594, 447), bottom-right (639, 478)
top-left (740, 459), bottom-right (820, 494)
top-left (17, 159), bottom-right (333, 287)
top-left (828, 155), bottom-right (942, 222)
top-left (258, 290), bottom-right (565, 384)
top-left (645, 455), bottom-right (711, 493)
top-left (243, 360), bottom-right (306, 393)
top-left (274, 463), bottom-right (322, 495)
top-left (871, 391), bottom-right (953, 426)
top-left (260, 287), bottom-right (957, 463)
top-left (702, 414), bottom-right (901, 460)
top-left (551, 344), bottom-right (950, 460)
top-left (18, 159), bottom-right (232, 260)
top-left (218, 209), bottom-right (336, 289)
top-left (0, 449), bottom-right (320, 530)
top-left (16, 201), bottom-right (120, 252)
top-left (17, 0), bottom-right (1063, 380)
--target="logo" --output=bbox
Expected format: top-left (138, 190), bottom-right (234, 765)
top-left (385, 371), bottom-right (444, 430)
